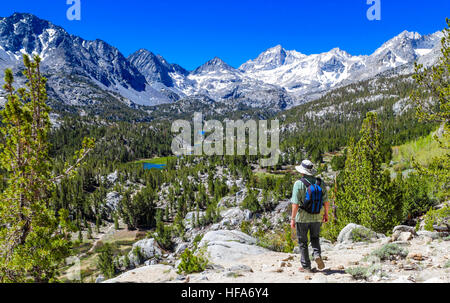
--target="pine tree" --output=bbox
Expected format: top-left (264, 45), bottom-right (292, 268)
top-left (114, 213), bottom-right (119, 230)
top-left (0, 55), bottom-right (94, 282)
top-left (96, 216), bottom-right (101, 233)
top-left (97, 243), bottom-right (116, 279)
top-left (335, 112), bottom-right (402, 234)
top-left (78, 229), bottom-right (83, 243)
top-left (87, 223), bottom-right (93, 239)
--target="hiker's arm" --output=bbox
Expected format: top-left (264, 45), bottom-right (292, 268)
top-left (291, 204), bottom-right (299, 229)
top-left (323, 201), bottom-right (330, 223)
top-left (290, 181), bottom-right (300, 229)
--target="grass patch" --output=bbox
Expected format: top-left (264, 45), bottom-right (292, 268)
top-left (392, 131), bottom-right (449, 168)
top-left (133, 156), bottom-right (176, 165)
top-left (254, 172), bottom-right (285, 180)
top-left (71, 242), bottom-right (93, 255)
top-left (61, 234), bottom-right (138, 283)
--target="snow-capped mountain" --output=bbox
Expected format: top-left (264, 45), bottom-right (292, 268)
top-left (127, 49), bottom-right (189, 101)
top-left (0, 12), bottom-right (444, 112)
top-left (239, 30), bottom-right (443, 102)
top-left (0, 13), bottom-right (180, 106)
top-left (349, 30), bottom-right (443, 81)
top-left (240, 45), bottom-right (366, 98)
top-left (179, 57), bottom-right (293, 108)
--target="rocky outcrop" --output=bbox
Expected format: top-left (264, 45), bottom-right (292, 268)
top-left (198, 230), bottom-right (269, 263)
top-left (218, 188), bottom-right (248, 208)
top-left (174, 242), bottom-right (188, 254)
top-left (218, 207), bottom-right (250, 228)
top-left (103, 191), bottom-right (122, 220)
top-left (104, 264), bottom-right (177, 283)
top-left (391, 226), bottom-right (418, 243)
top-left (128, 238), bottom-right (162, 267)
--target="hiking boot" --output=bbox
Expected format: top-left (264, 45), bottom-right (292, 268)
top-left (315, 256), bottom-right (325, 270)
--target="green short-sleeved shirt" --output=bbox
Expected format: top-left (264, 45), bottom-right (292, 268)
top-left (291, 175), bottom-right (328, 223)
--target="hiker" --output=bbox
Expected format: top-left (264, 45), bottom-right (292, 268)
top-left (290, 160), bottom-right (329, 273)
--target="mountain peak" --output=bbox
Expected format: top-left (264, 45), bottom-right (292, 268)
top-left (267, 44), bottom-right (284, 52)
top-left (396, 30), bottom-right (421, 40)
top-left (129, 48), bottom-right (157, 61)
top-left (261, 44), bottom-right (286, 58)
top-left (209, 56), bottom-right (228, 65)
top-left (191, 57), bottom-right (235, 74)
top-left (328, 47), bottom-right (351, 58)
top-left (7, 12), bottom-right (38, 20)
top-left (2, 12), bottom-right (54, 28)
top-left (240, 44), bottom-right (287, 71)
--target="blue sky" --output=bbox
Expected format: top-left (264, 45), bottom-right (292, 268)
top-left (1, 0), bottom-right (449, 70)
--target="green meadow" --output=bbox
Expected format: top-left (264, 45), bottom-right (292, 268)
top-left (392, 129), bottom-right (449, 170)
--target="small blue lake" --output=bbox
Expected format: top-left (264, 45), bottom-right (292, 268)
top-left (143, 163), bottom-right (166, 170)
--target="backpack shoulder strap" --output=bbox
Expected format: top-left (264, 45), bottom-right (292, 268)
top-left (300, 177), bottom-right (311, 188)
top-left (315, 177), bottom-right (322, 187)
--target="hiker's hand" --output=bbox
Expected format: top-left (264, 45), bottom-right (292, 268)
top-left (290, 219), bottom-right (296, 229)
top-left (322, 214), bottom-right (329, 223)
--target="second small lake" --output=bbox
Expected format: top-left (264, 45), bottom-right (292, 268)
top-left (143, 163), bottom-right (166, 170)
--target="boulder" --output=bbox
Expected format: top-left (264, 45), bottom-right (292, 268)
top-left (128, 238), bottom-right (162, 267)
top-left (106, 171), bottom-right (118, 184)
top-left (200, 230), bottom-right (257, 246)
top-left (175, 242), bottom-right (188, 255)
top-left (397, 232), bottom-right (413, 242)
top-left (104, 264), bottom-right (177, 283)
top-left (417, 230), bottom-right (443, 239)
top-left (105, 191), bottom-right (122, 213)
top-left (244, 209), bottom-right (252, 220)
top-left (407, 252), bottom-right (424, 261)
top-left (219, 207), bottom-right (246, 227)
top-left (308, 238), bottom-right (334, 252)
top-left (199, 230), bottom-right (269, 263)
top-left (95, 275), bottom-right (105, 283)
top-left (228, 264), bottom-right (253, 273)
top-left (274, 200), bottom-right (291, 213)
top-left (393, 225), bottom-right (417, 235)
top-left (337, 223), bottom-right (385, 244)
top-left (210, 223), bottom-right (220, 231)
top-left (144, 259), bottom-right (158, 266)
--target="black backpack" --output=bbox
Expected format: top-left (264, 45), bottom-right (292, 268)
top-left (300, 177), bottom-right (323, 214)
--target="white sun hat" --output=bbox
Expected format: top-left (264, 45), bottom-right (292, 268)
top-left (295, 160), bottom-right (316, 176)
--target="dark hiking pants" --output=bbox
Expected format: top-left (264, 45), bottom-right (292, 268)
top-left (296, 222), bottom-right (322, 269)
